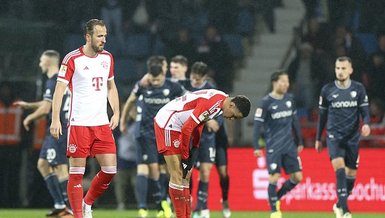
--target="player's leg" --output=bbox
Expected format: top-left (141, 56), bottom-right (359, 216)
top-left (135, 137), bottom-right (150, 216)
top-left (67, 157), bottom-right (87, 218)
top-left (278, 151), bottom-right (303, 199)
top-left (55, 164), bottom-right (72, 214)
top-left (158, 157), bottom-right (173, 218)
top-left (266, 153), bottom-right (282, 217)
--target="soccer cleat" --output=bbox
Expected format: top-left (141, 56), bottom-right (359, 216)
top-left (192, 211), bottom-right (201, 218)
top-left (275, 200), bottom-right (281, 212)
top-left (270, 211), bottom-right (282, 218)
top-left (333, 203), bottom-right (343, 218)
top-left (46, 207), bottom-right (66, 217)
top-left (222, 200), bottom-right (231, 218)
top-left (82, 201), bottom-right (93, 218)
top-left (342, 212), bottom-right (352, 218)
top-left (138, 208), bottom-right (149, 218)
top-left (161, 200), bottom-right (173, 218)
top-left (156, 210), bottom-right (164, 218)
top-left (200, 209), bottom-right (210, 218)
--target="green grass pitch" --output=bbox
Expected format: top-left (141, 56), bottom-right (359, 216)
top-left (1, 209), bottom-right (385, 218)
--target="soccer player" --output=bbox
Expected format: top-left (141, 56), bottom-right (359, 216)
top-left (120, 57), bottom-right (184, 218)
top-left (253, 71), bottom-right (304, 218)
top-left (315, 56), bottom-right (370, 218)
top-left (14, 50), bottom-right (72, 217)
top-left (154, 89), bottom-right (250, 218)
top-left (50, 19), bottom-right (120, 218)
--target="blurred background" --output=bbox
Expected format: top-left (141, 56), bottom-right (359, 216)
top-left (1, 0), bottom-right (385, 211)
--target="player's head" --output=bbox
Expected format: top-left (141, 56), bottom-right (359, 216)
top-left (39, 50), bottom-right (60, 74)
top-left (222, 95), bottom-right (251, 119)
top-left (84, 19), bottom-right (107, 53)
top-left (190, 62), bottom-right (208, 88)
top-left (271, 71), bottom-right (289, 95)
top-left (147, 56), bottom-right (168, 75)
top-left (335, 56), bottom-right (353, 82)
top-left (170, 55), bottom-right (188, 80)
top-left (148, 63), bottom-right (165, 87)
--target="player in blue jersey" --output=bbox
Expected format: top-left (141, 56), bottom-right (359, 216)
top-left (253, 71), bottom-right (304, 218)
top-left (15, 50), bottom-right (72, 217)
top-left (120, 56), bottom-right (185, 218)
top-left (315, 56), bottom-right (370, 218)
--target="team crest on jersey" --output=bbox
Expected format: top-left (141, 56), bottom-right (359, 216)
top-left (270, 163), bottom-right (277, 170)
top-left (255, 108), bottom-right (263, 117)
top-left (163, 89), bottom-right (170, 96)
top-left (59, 65), bottom-right (67, 77)
top-left (68, 144), bottom-right (77, 153)
top-left (286, 101), bottom-right (292, 108)
top-left (198, 111), bottom-right (210, 122)
top-left (45, 89), bottom-right (51, 95)
top-left (173, 139), bottom-right (180, 148)
top-left (101, 61), bottom-right (109, 69)
top-left (350, 91), bottom-right (357, 98)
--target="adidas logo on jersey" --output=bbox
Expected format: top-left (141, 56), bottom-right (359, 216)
top-left (83, 66), bottom-right (89, 70)
top-left (182, 163), bottom-right (188, 169)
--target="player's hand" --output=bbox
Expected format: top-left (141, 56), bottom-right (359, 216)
top-left (297, 145), bottom-right (304, 153)
top-left (254, 149), bottom-right (263, 157)
top-left (110, 113), bottom-right (119, 130)
top-left (206, 120), bottom-right (220, 132)
top-left (315, 140), bottom-right (323, 153)
top-left (13, 101), bottom-right (29, 109)
top-left (181, 147), bottom-right (199, 179)
top-left (22, 117), bottom-right (32, 131)
top-left (361, 124), bottom-right (371, 137)
top-left (50, 120), bottom-right (62, 140)
top-left (119, 119), bottom-right (127, 134)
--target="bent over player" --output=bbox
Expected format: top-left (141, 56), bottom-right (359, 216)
top-left (154, 89), bottom-right (250, 218)
top-left (315, 56), bottom-right (370, 218)
top-left (50, 19), bottom-right (120, 218)
top-left (253, 71), bottom-right (304, 218)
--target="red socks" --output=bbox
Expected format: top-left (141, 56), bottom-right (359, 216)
top-left (184, 186), bottom-right (191, 218)
top-left (67, 174), bottom-right (83, 218)
top-left (169, 183), bottom-right (186, 218)
top-left (84, 170), bottom-right (115, 205)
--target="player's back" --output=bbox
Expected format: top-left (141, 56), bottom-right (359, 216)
top-left (319, 80), bottom-right (368, 139)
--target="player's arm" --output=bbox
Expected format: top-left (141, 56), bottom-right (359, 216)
top-left (358, 86), bottom-right (370, 136)
top-left (315, 87), bottom-right (328, 152)
top-left (292, 102), bottom-right (304, 152)
top-left (107, 79), bottom-right (120, 130)
top-left (50, 81), bottom-right (67, 139)
top-left (13, 100), bottom-right (44, 110)
top-left (253, 100), bottom-right (267, 157)
top-left (119, 92), bottom-right (138, 133)
top-left (22, 100), bottom-right (51, 131)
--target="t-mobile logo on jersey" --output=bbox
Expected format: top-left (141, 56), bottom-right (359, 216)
top-left (92, 77), bottom-right (103, 91)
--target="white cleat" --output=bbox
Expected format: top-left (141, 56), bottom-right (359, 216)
top-left (222, 200), bottom-right (231, 218)
top-left (342, 212), bottom-right (352, 218)
top-left (200, 209), bottom-right (210, 218)
top-left (333, 203), bottom-right (343, 218)
top-left (82, 201), bottom-right (93, 218)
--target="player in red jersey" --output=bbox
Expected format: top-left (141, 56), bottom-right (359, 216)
top-left (154, 89), bottom-right (250, 218)
top-left (50, 19), bottom-right (119, 218)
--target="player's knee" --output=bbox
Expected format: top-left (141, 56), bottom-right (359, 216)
top-left (292, 172), bottom-right (303, 183)
top-left (101, 166), bottom-right (117, 175)
top-left (37, 159), bottom-right (50, 175)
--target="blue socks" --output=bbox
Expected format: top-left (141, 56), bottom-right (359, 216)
top-left (135, 175), bottom-right (148, 209)
top-left (277, 179), bottom-right (297, 199)
top-left (336, 168), bottom-right (349, 213)
top-left (196, 181), bottom-right (209, 210)
top-left (44, 173), bottom-right (65, 208)
top-left (220, 176), bottom-right (229, 201)
top-left (268, 182), bottom-right (278, 212)
top-left (148, 178), bottom-right (162, 210)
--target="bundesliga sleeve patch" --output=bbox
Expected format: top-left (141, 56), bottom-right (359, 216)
top-left (198, 111), bottom-right (210, 122)
top-left (319, 96), bottom-right (323, 105)
top-left (255, 108), bottom-right (263, 117)
top-left (59, 65), bottom-right (67, 77)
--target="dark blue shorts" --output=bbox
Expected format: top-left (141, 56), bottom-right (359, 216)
top-left (136, 135), bottom-right (165, 165)
top-left (39, 128), bottom-right (68, 166)
top-left (198, 132), bottom-right (216, 163)
top-left (266, 146), bottom-right (302, 175)
top-left (215, 125), bottom-right (228, 166)
top-left (327, 135), bottom-right (359, 169)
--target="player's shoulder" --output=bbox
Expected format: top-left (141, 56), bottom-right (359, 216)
top-left (350, 80), bottom-right (365, 89)
top-left (285, 93), bottom-right (295, 100)
top-left (321, 81), bottom-right (335, 92)
top-left (257, 94), bottom-right (273, 108)
top-left (100, 50), bottom-right (114, 59)
top-left (62, 48), bottom-right (82, 65)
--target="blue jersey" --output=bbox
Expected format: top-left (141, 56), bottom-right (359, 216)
top-left (132, 79), bottom-right (184, 137)
top-left (253, 93), bottom-right (303, 152)
top-left (44, 73), bottom-right (70, 127)
top-left (316, 80), bottom-right (369, 140)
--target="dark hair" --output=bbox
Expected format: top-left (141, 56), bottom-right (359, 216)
top-left (84, 19), bottom-right (106, 36)
top-left (231, 95), bottom-right (251, 117)
top-left (191, 62), bottom-right (208, 77)
top-left (149, 63), bottom-right (163, 77)
top-left (171, 55), bottom-right (188, 66)
top-left (271, 71), bottom-right (288, 83)
top-left (146, 56), bottom-right (166, 69)
top-left (42, 50), bottom-right (60, 61)
top-left (336, 56), bottom-right (352, 64)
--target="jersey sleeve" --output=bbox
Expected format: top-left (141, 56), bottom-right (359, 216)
top-left (318, 86), bottom-right (329, 110)
top-left (43, 79), bottom-right (56, 102)
top-left (57, 56), bottom-right (75, 84)
top-left (108, 53), bottom-right (115, 80)
top-left (253, 98), bottom-right (268, 149)
top-left (316, 85), bottom-right (329, 140)
top-left (358, 84), bottom-right (370, 124)
top-left (291, 99), bottom-right (304, 146)
top-left (131, 81), bottom-right (143, 97)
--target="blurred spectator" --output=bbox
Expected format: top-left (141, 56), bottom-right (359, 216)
top-left (301, 17), bottom-right (332, 53)
top-left (164, 28), bottom-right (197, 63)
top-left (101, 0), bottom-right (125, 52)
top-left (366, 52), bottom-right (385, 100)
top-left (205, 0), bottom-right (238, 33)
top-left (370, 98), bottom-right (385, 125)
top-left (114, 106), bottom-right (137, 210)
top-left (196, 25), bottom-right (234, 92)
top-left (359, 0), bottom-right (385, 33)
top-left (0, 82), bottom-right (23, 207)
top-left (255, 0), bottom-right (276, 33)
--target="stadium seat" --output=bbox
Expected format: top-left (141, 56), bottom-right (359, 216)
top-left (355, 33), bottom-right (378, 55)
top-left (63, 34), bottom-right (84, 53)
top-left (123, 33), bottom-right (151, 59)
top-left (237, 8), bottom-right (255, 36)
top-left (222, 34), bottom-right (244, 59)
